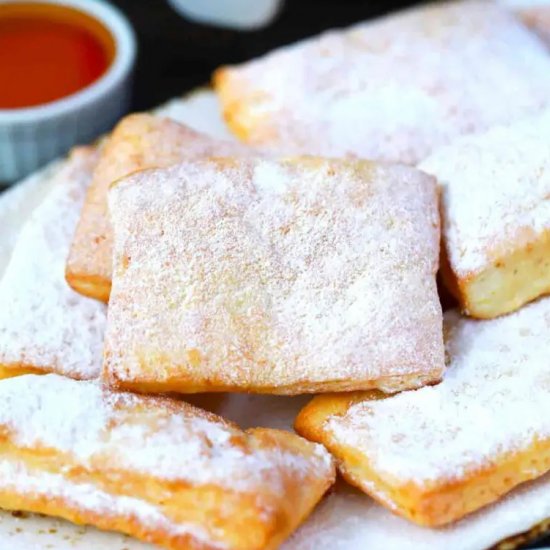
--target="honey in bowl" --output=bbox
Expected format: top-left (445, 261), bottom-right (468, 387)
top-left (0, 2), bottom-right (116, 109)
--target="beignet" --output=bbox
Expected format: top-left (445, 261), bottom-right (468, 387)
top-left (0, 148), bottom-right (105, 380)
top-left (214, 1), bottom-right (550, 164)
top-left (104, 157), bottom-right (444, 395)
top-left (296, 297), bottom-right (550, 526)
top-left (66, 114), bottom-right (249, 302)
top-left (420, 108), bottom-right (550, 318)
top-left (0, 373), bottom-right (335, 550)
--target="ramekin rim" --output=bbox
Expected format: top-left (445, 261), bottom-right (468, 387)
top-left (0, 0), bottom-right (136, 123)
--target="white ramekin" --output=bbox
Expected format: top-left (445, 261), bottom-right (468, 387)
top-left (166, 0), bottom-right (284, 30)
top-left (0, 0), bottom-right (136, 183)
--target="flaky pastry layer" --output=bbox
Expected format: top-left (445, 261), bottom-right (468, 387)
top-left (105, 157), bottom-right (443, 395)
top-left (66, 114), bottom-right (248, 302)
top-left (214, 1), bottom-right (550, 164)
top-left (295, 299), bottom-right (550, 527)
top-left (0, 374), bottom-right (335, 549)
top-left (421, 108), bottom-right (550, 319)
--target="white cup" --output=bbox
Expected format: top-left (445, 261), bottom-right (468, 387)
top-left (0, 0), bottom-right (136, 183)
top-left (167, 0), bottom-right (284, 30)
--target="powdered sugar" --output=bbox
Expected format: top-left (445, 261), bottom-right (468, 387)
top-left (0, 374), bottom-right (333, 495)
top-left (327, 297), bottom-right (550, 485)
top-left (66, 114), bottom-right (251, 295)
top-left (0, 458), bottom-right (221, 548)
top-left (105, 157), bottom-right (443, 394)
top-left (0, 160), bottom-right (60, 277)
top-left (0, 149), bottom-right (106, 379)
top-left (216, 1), bottom-right (550, 164)
top-left (420, 108), bottom-right (550, 276)
top-left (0, 87), bottom-right (548, 550)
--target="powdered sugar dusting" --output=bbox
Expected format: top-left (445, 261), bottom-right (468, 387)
top-left (0, 459), bottom-right (220, 548)
top-left (105, 157), bottom-right (443, 394)
top-left (67, 114), bottom-right (251, 292)
top-left (0, 374), bottom-right (333, 496)
top-left (0, 160), bottom-right (61, 277)
top-left (327, 297), bottom-right (550, 484)
top-left (420, 108), bottom-right (550, 276)
top-left (217, 1), bottom-right (550, 164)
top-left (0, 148), bottom-right (106, 379)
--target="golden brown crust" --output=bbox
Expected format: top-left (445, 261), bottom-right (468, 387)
top-left (65, 113), bottom-right (248, 303)
top-left (520, 6), bottom-right (550, 46)
top-left (420, 107), bottom-right (550, 319)
top-left (104, 157), bottom-right (443, 395)
top-left (0, 374), bottom-right (335, 550)
top-left (441, 226), bottom-right (550, 319)
top-left (214, 2), bottom-right (550, 163)
top-left (295, 297), bottom-right (550, 527)
top-left (212, 68), bottom-right (276, 146)
top-left (0, 147), bottom-right (106, 381)
top-left (296, 394), bottom-right (550, 527)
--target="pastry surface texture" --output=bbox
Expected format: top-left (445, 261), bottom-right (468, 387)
top-left (104, 157), bottom-right (444, 395)
top-left (0, 148), bottom-right (106, 380)
top-left (66, 114), bottom-right (249, 303)
top-left (0, 160), bottom-right (61, 275)
top-left (420, 108), bottom-right (550, 319)
top-left (0, 89), bottom-right (549, 550)
top-left (295, 297), bottom-right (550, 526)
top-left (214, 1), bottom-right (550, 164)
top-left (0, 373), bottom-right (335, 550)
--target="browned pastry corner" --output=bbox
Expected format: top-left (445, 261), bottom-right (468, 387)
top-left (0, 147), bottom-right (105, 381)
top-left (420, 108), bottom-right (550, 319)
top-left (295, 300), bottom-right (550, 527)
top-left (104, 156), bottom-right (444, 395)
top-left (520, 5), bottom-right (550, 45)
top-left (214, 1), bottom-right (550, 164)
top-left (0, 374), bottom-right (335, 550)
top-left (66, 113), bottom-right (249, 302)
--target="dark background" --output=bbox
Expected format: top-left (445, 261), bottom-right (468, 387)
top-left (111, 0), bottom-right (423, 111)
top-left (107, 2), bottom-right (547, 549)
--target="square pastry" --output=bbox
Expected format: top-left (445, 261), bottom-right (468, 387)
top-left (0, 374), bottom-right (334, 549)
top-left (66, 114), bottom-right (248, 303)
top-left (0, 147), bottom-right (106, 381)
top-left (296, 298), bottom-right (550, 527)
top-left (420, 108), bottom-right (550, 318)
top-left (104, 157), bottom-right (444, 395)
top-left (214, 1), bottom-right (550, 164)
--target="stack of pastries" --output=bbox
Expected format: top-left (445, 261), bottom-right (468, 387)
top-left (0, 1), bottom-right (549, 548)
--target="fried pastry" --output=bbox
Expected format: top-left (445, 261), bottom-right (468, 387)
top-left (295, 297), bottom-right (550, 527)
top-left (104, 157), bottom-right (444, 395)
top-left (420, 108), bottom-right (550, 319)
top-left (214, 1), bottom-right (550, 164)
top-left (0, 160), bottom-right (61, 276)
top-left (66, 114), bottom-right (248, 302)
top-left (0, 373), bottom-right (335, 550)
top-left (0, 147), bottom-right (106, 380)
top-left (509, 1), bottom-right (550, 44)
